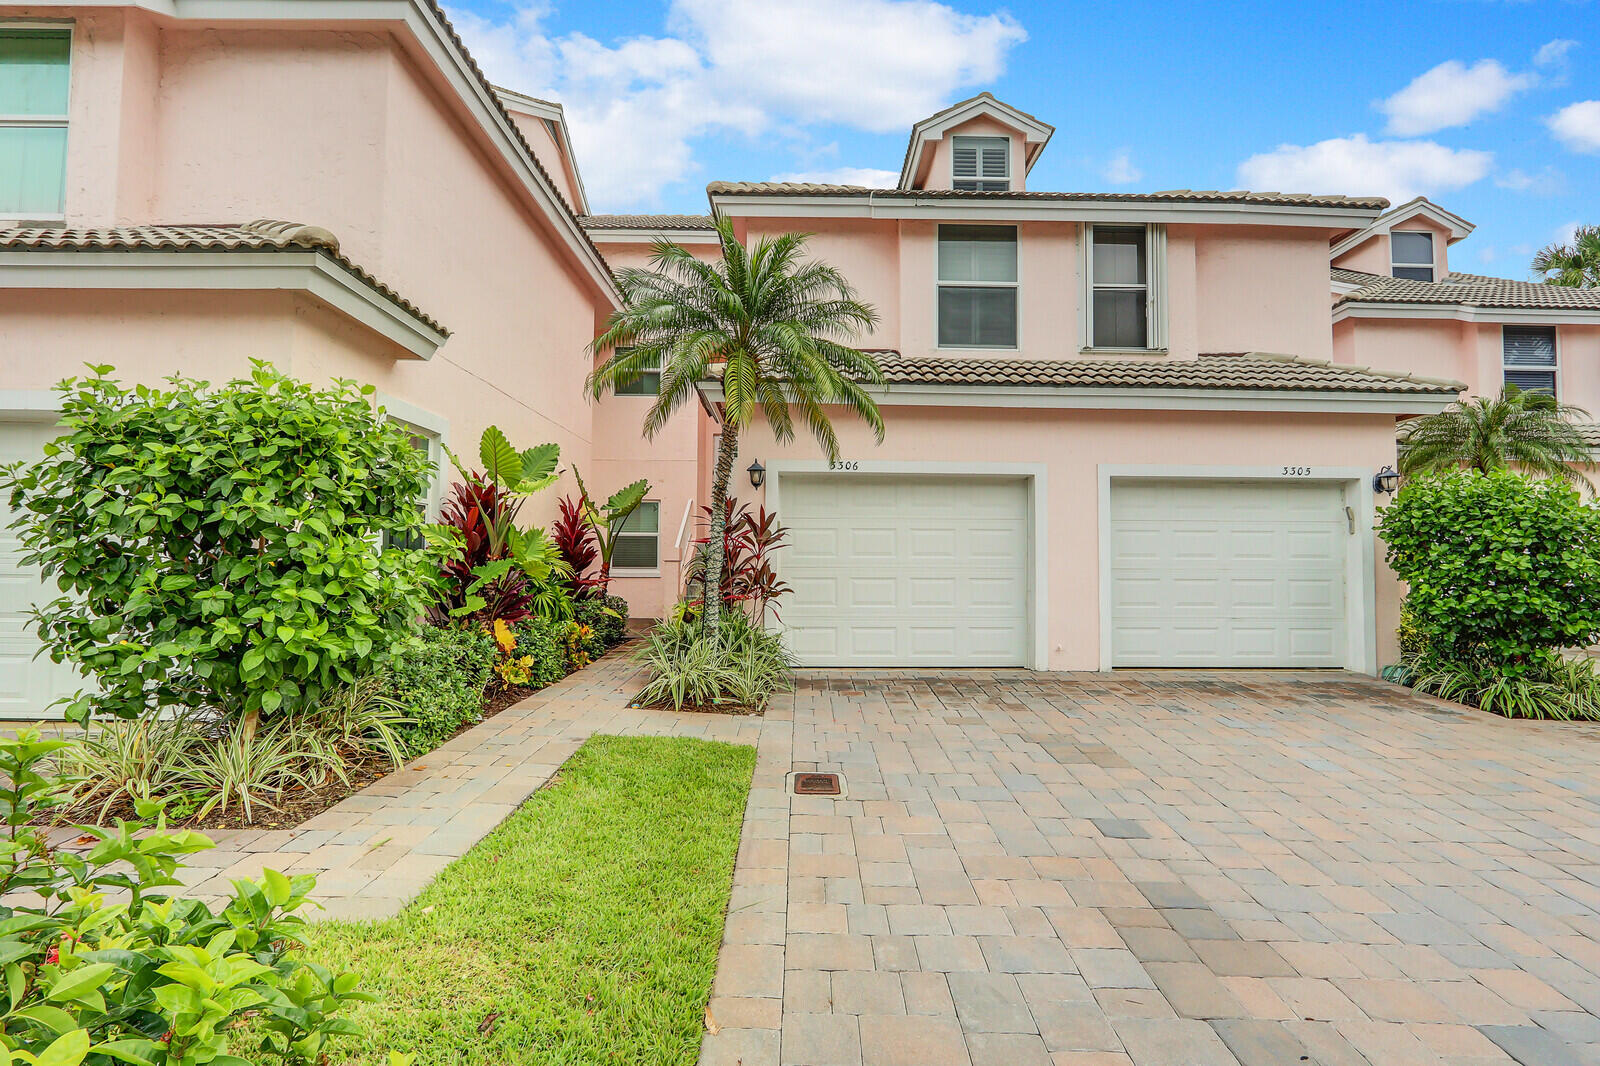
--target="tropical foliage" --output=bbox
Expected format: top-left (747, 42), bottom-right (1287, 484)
top-left (0, 731), bottom-right (373, 1065)
top-left (0, 363), bottom-right (439, 725)
top-left (551, 495), bottom-right (600, 599)
top-left (1398, 385), bottom-right (1593, 490)
top-left (684, 500), bottom-right (792, 623)
top-left (589, 215), bottom-right (882, 636)
top-left (569, 467), bottom-right (650, 596)
top-left (1532, 223), bottom-right (1600, 288)
top-left (632, 613), bottom-right (793, 713)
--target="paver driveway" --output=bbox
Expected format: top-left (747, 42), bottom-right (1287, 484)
top-left (701, 670), bottom-right (1600, 1066)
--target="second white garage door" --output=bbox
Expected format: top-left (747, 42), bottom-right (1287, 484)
top-left (778, 475), bottom-right (1031, 667)
top-left (1109, 479), bottom-right (1350, 668)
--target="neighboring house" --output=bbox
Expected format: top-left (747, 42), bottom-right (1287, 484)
top-left (0, 1), bottom-right (687, 715)
top-left (1331, 197), bottom-right (1600, 419)
top-left (0, 5), bottom-right (1572, 705)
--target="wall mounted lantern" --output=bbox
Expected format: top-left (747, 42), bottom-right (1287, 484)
top-left (747, 460), bottom-right (766, 489)
top-left (1372, 465), bottom-right (1400, 495)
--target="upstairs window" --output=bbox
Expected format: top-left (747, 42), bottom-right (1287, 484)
top-left (1090, 226), bottom-right (1148, 348)
top-left (0, 27), bottom-right (70, 218)
top-left (1504, 326), bottom-right (1557, 396)
top-left (1391, 231), bottom-right (1435, 282)
top-left (614, 348), bottom-right (661, 395)
top-left (937, 224), bottom-right (1017, 348)
top-left (612, 501), bottom-right (659, 570)
top-left (951, 135), bottom-right (1009, 192)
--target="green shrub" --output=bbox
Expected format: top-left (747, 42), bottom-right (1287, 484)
top-left (0, 362), bottom-right (442, 724)
top-left (633, 612), bottom-right (793, 713)
top-left (574, 593), bottom-right (629, 649)
top-left (1396, 601), bottom-right (1429, 660)
top-left (381, 627), bottom-right (496, 757)
top-left (510, 618), bottom-right (568, 688)
top-left (1411, 649), bottom-right (1600, 721)
top-left (0, 731), bottom-right (373, 1064)
top-left (1379, 470), bottom-right (1600, 674)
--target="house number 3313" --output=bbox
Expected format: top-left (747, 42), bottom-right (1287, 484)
top-left (829, 460), bottom-right (859, 471)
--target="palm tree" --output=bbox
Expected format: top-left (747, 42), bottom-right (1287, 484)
top-left (1399, 385), bottom-right (1594, 490)
top-left (588, 216), bottom-right (883, 635)
top-left (1532, 225), bottom-right (1600, 288)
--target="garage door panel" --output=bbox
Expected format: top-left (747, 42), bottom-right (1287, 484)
top-left (1110, 480), bottom-right (1348, 669)
top-left (2, 420), bottom-right (79, 717)
top-left (779, 474), bottom-right (1030, 667)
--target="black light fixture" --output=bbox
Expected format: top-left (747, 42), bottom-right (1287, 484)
top-left (747, 459), bottom-right (766, 488)
top-left (1372, 465), bottom-right (1400, 495)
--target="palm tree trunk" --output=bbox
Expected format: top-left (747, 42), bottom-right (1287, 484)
top-left (703, 427), bottom-right (740, 636)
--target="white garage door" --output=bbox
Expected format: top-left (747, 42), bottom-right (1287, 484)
top-left (2, 420), bottom-right (79, 718)
top-left (779, 475), bottom-right (1031, 667)
top-left (1110, 479), bottom-right (1349, 668)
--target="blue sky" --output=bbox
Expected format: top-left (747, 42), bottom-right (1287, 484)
top-left (447, 0), bottom-right (1599, 277)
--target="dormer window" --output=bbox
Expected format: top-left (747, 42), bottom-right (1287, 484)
top-left (1391, 231), bottom-right (1435, 282)
top-left (952, 135), bottom-right (1009, 192)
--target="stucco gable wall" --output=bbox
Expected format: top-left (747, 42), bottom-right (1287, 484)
top-left (919, 114), bottom-right (1026, 191)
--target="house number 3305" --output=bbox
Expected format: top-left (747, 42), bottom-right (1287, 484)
top-left (1282, 466), bottom-right (1312, 476)
top-left (829, 460), bottom-right (859, 471)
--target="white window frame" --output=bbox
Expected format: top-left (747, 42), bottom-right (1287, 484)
top-left (1081, 223), bottom-right (1167, 352)
top-left (1390, 230), bottom-right (1436, 282)
top-left (1502, 325), bottom-right (1559, 398)
top-left (613, 347), bottom-right (661, 396)
top-left (935, 223), bottom-right (1020, 351)
top-left (610, 499), bottom-right (661, 576)
top-left (0, 20), bottom-right (72, 222)
top-left (951, 134), bottom-right (1010, 192)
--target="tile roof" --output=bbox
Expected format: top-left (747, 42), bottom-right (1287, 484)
top-left (1333, 267), bottom-right (1600, 311)
top-left (0, 221), bottom-right (446, 335)
top-left (707, 182), bottom-right (1389, 210)
top-left (849, 351), bottom-right (1462, 394)
top-left (579, 214), bottom-right (717, 231)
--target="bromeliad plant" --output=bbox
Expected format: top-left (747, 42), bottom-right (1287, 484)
top-left (0, 363), bottom-right (441, 726)
top-left (0, 730), bottom-right (375, 1065)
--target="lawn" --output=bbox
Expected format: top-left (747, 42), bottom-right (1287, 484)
top-left (306, 734), bottom-right (757, 1065)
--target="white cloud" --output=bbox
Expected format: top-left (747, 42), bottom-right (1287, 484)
top-left (1476, 245), bottom-right (1498, 265)
top-left (770, 167), bottom-right (900, 187)
top-left (1494, 166), bottom-right (1565, 194)
top-left (1534, 38), bottom-right (1578, 69)
top-left (1556, 220), bottom-right (1581, 247)
top-left (1379, 58), bottom-right (1533, 135)
top-left (1236, 134), bottom-right (1493, 204)
top-left (447, 0), bottom-right (1026, 208)
top-left (1102, 150), bottom-right (1142, 185)
top-left (1548, 100), bottom-right (1600, 153)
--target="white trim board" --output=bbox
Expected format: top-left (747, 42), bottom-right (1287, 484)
top-left (584, 228), bottom-right (721, 245)
top-left (1333, 302), bottom-right (1600, 326)
top-left (1329, 197), bottom-right (1475, 262)
top-left (0, 249), bottom-right (447, 359)
top-left (1095, 464), bottom-right (1379, 675)
top-left (765, 459), bottom-right (1050, 671)
top-left (696, 381), bottom-right (1459, 415)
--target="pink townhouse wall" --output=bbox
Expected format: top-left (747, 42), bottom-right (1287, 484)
top-left (0, 2), bottom-right (621, 532)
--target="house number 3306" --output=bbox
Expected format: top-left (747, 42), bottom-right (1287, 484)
top-left (829, 460), bottom-right (859, 471)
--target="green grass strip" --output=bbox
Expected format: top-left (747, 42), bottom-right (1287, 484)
top-left (309, 734), bottom-right (757, 1065)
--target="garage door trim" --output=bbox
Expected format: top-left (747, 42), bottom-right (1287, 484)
top-left (766, 460), bottom-right (1049, 670)
top-left (1097, 464), bottom-right (1377, 674)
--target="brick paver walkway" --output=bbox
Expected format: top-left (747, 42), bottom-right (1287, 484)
top-left (701, 670), bottom-right (1600, 1066)
top-left (166, 651), bottom-right (763, 918)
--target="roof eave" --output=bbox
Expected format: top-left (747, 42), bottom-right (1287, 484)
top-left (1332, 301), bottom-right (1600, 325)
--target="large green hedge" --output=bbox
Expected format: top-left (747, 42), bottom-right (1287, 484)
top-left (1, 363), bottom-right (439, 723)
top-left (1379, 470), bottom-right (1600, 671)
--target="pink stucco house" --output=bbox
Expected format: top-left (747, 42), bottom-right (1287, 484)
top-left (2, 5), bottom-right (1596, 712)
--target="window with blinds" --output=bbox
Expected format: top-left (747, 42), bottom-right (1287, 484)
top-left (1391, 231), bottom-right (1435, 282)
top-left (614, 347), bottom-right (661, 395)
top-left (937, 225), bottom-right (1017, 348)
top-left (1503, 326), bottom-right (1557, 396)
top-left (951, 135), bottom-right (1009, 192)
top-left (612, 501), bottom-right (659, 570)
top-left (0, 27), bottom-right (71, 217)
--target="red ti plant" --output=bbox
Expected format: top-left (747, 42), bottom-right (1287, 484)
top-left (552, 494), bottom-right (600, 599)
top-left (685, 498), bottom-right (792, 623)
top-left (433, 474), bottom-right (534, 623)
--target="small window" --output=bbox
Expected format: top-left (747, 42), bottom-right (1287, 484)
top-left (0, 27), bottom-right (71, 217)
top-left (614, 348), bottom-right (661, 395)
top-left (612, 501), bottom-right (659, 570)
top-left (937, 225), bottom-right (1017, 348)
top-left (951, 135), bottom-right (1009, 192)
top-left (1391, 231), bottom-right (1435, 282)
top-left (383, 423), bottom-right (441, 550)
top-left (1089, 226), bottom-right (1148, 349)
top-left (1504, 326), bottom-right (1557, 396)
